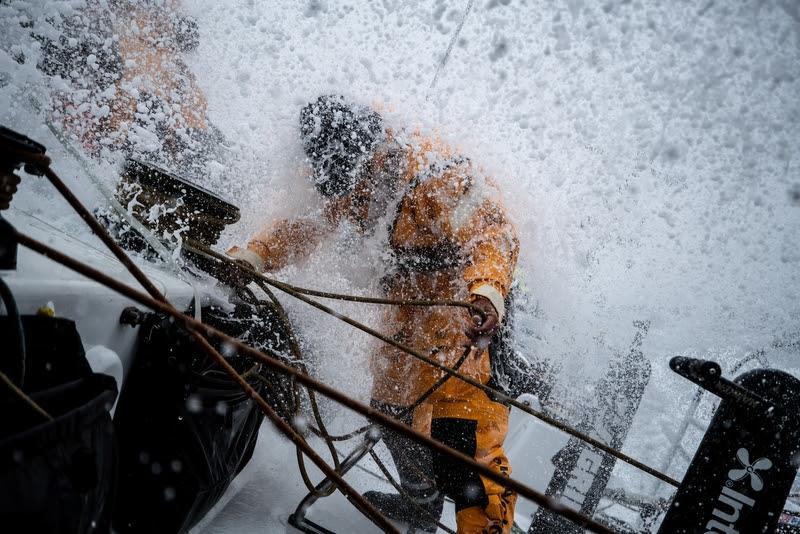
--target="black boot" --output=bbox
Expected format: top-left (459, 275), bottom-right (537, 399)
top-left (363, 488), bottom-right (444, 533)
top-left (366, 400), bottom-right (444, 532)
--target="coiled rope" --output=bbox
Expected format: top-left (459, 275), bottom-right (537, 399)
top-left (187, 240), bottom-right (680, 488)
top-left (6, 143), bottom-right (631, 533)
top-left (15, 230), bottom-right (617, 534)
top-left (4, 145), bottom-right (399, 533)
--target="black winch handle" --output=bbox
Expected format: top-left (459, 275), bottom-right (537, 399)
top-left (670, 356), bottom-right (774, 411)
top-left (119, 306), bottom-right (153, 326)
top-left (0, 125), bottom-right (47, 175)
top-left (670, 356), bottom-right (722, 385)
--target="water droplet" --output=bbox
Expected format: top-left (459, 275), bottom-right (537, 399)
top-left (464, 483), bottom-right (481, 500)
top-left (367, 426), bottom-right (382, 441)
top-left (221, 342), bottom-right (237, 357)
top-left (186, 395), bottom-right (202, 413)
top-left (292, 414), bottom-right (309, 433)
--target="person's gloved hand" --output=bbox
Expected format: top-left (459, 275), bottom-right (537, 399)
top-left (465, 295), bottom-right (499, 349)
top-left (0, 170), bottom-right (21, 210)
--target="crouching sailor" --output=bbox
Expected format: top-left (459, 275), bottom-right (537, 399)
top-left (227, 95), bottom-right (520, 533)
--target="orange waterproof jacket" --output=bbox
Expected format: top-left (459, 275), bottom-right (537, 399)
top-left (110, 2), bottom-right (208, 135)
top-left (230, 133), bottom-right (519, 415)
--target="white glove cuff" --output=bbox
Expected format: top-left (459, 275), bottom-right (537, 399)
top-left (471, 283), bottom-right (506, 324)
top-left (229, 248), bottom-right (265, 273)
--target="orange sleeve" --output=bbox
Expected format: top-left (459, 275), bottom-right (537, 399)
top-left (405, 162), bottom-right (519, 319)
top-left (459, 196), bottom-right (519, 322)
top-left (456, 181), bottom-right (518, 307)
top-left (227, 195), bottom-right (349, 272)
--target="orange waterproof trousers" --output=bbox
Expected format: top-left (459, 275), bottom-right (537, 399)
top-left (372, 269), bottom-right (516, 534)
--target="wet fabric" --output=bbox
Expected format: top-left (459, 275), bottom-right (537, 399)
top-left (112, 302), bottom-right (294, 534)
top-left (485, 285), bottom-right (545, 402)
top-left (229, 130), bottom-right (520, 529)
top-left (0, 315), bottom-right (117, 533)
top-left (431, 411), bottom-right (516, 534)
top-left (0, 316), bottom-right (93, 392)
top-left (372, 400), bottom-right (441, 503)
top-left (0, 371), bottom-right (117, 534)
top-left (300, 94), bottom-right (384, 198)
top-left (367, 400), bottom-right (444, 532)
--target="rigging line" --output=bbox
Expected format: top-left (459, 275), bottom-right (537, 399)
top-left (281, 288), bottom-right (675, 486)
top-left (23, 94), bottom-right (178, 268)
top-left (14, 208), bottom-right (122, 263)
top-left (0, 369), bottom-right (52, 421)
top-left (186, 240), bottom-right (678, 487)
top-left (368, 449), bottom-right (457, 534)
top-left (33, 140), bottom-right (661, 497)
top-left (12, 158), bottom-right (398, 532)
top-left (18, 206), bottom-right (201, 319)
top-left (9, 149), bottom-right (394, 532)
top-left (184, 239), bottom-right (482, 316)
top-left (428, 0), bottom-right (476, 95)
top-left (16, 232), bottom-right (616, 534)
top-left (218, 251), bottom-right (681, 488)
top-left (276, 284), bottom-right (476, 313)
top-left (235, 285), bottom-right (343, 496)
top-left (251, 281), bottom-right (342, 468)
top-left (13, 207), bottom-right (200, 314)
top-left (296, 346), bottom-right (472, 508)
top-left (249, 279), bottom-right (344, 494)
top-left (306, 346), bottom-right (472, 443)
top-left (23, 95), bottom-right (203, 320)
top-left (248, 279), bottom-right (468, 495)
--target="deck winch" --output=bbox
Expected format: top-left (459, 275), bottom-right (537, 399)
top-left (98, 156), bottom-right (240, 269)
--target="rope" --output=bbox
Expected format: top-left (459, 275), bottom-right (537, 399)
top-left (249, 279), bottom-right (344, 497)
top-left (19, 100), bottom-right (204, 320)
top-left (267, 283), bottom-right (478, 314)
top-left (235, 284), bottom-right (342, 497)
top-left (253, 280), bottom-right (342, 459)
top-left (194, 243), bottom-right (679, 488)
top-left (10, 140), bottom-right (632, 532)
top-left (23, 95), bottom-right (179, 267)
top-left (0, 369), bottom-right (52, 421)
top-left (297, 345), bottom-right (473, 508)
top-left (248, 277), bottom-right (476, 498)
top-left (309, 421), bottom-right (371, 442)
top-left (368, 448), bottom-right (457, 534)
top-left (428, 0), bottom-right (476, 94)
top-left (306, 346), bottom-right (473, 443)
top-left (187, 242), bottom-right (499, 499)
top-left (184, 239), bottom-right (483, 317)
top-left (15, 230), bottom-right (617, 534)
top-left (6, 147), bottom-right (399, 533)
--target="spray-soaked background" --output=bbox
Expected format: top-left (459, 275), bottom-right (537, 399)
top-left (186, 0), bottom-right (800, 361)
top-left (1, 0), bottom-right (799, 531)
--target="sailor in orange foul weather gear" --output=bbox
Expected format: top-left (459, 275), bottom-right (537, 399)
top-left (228, 95), bottom-right (519, 534)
